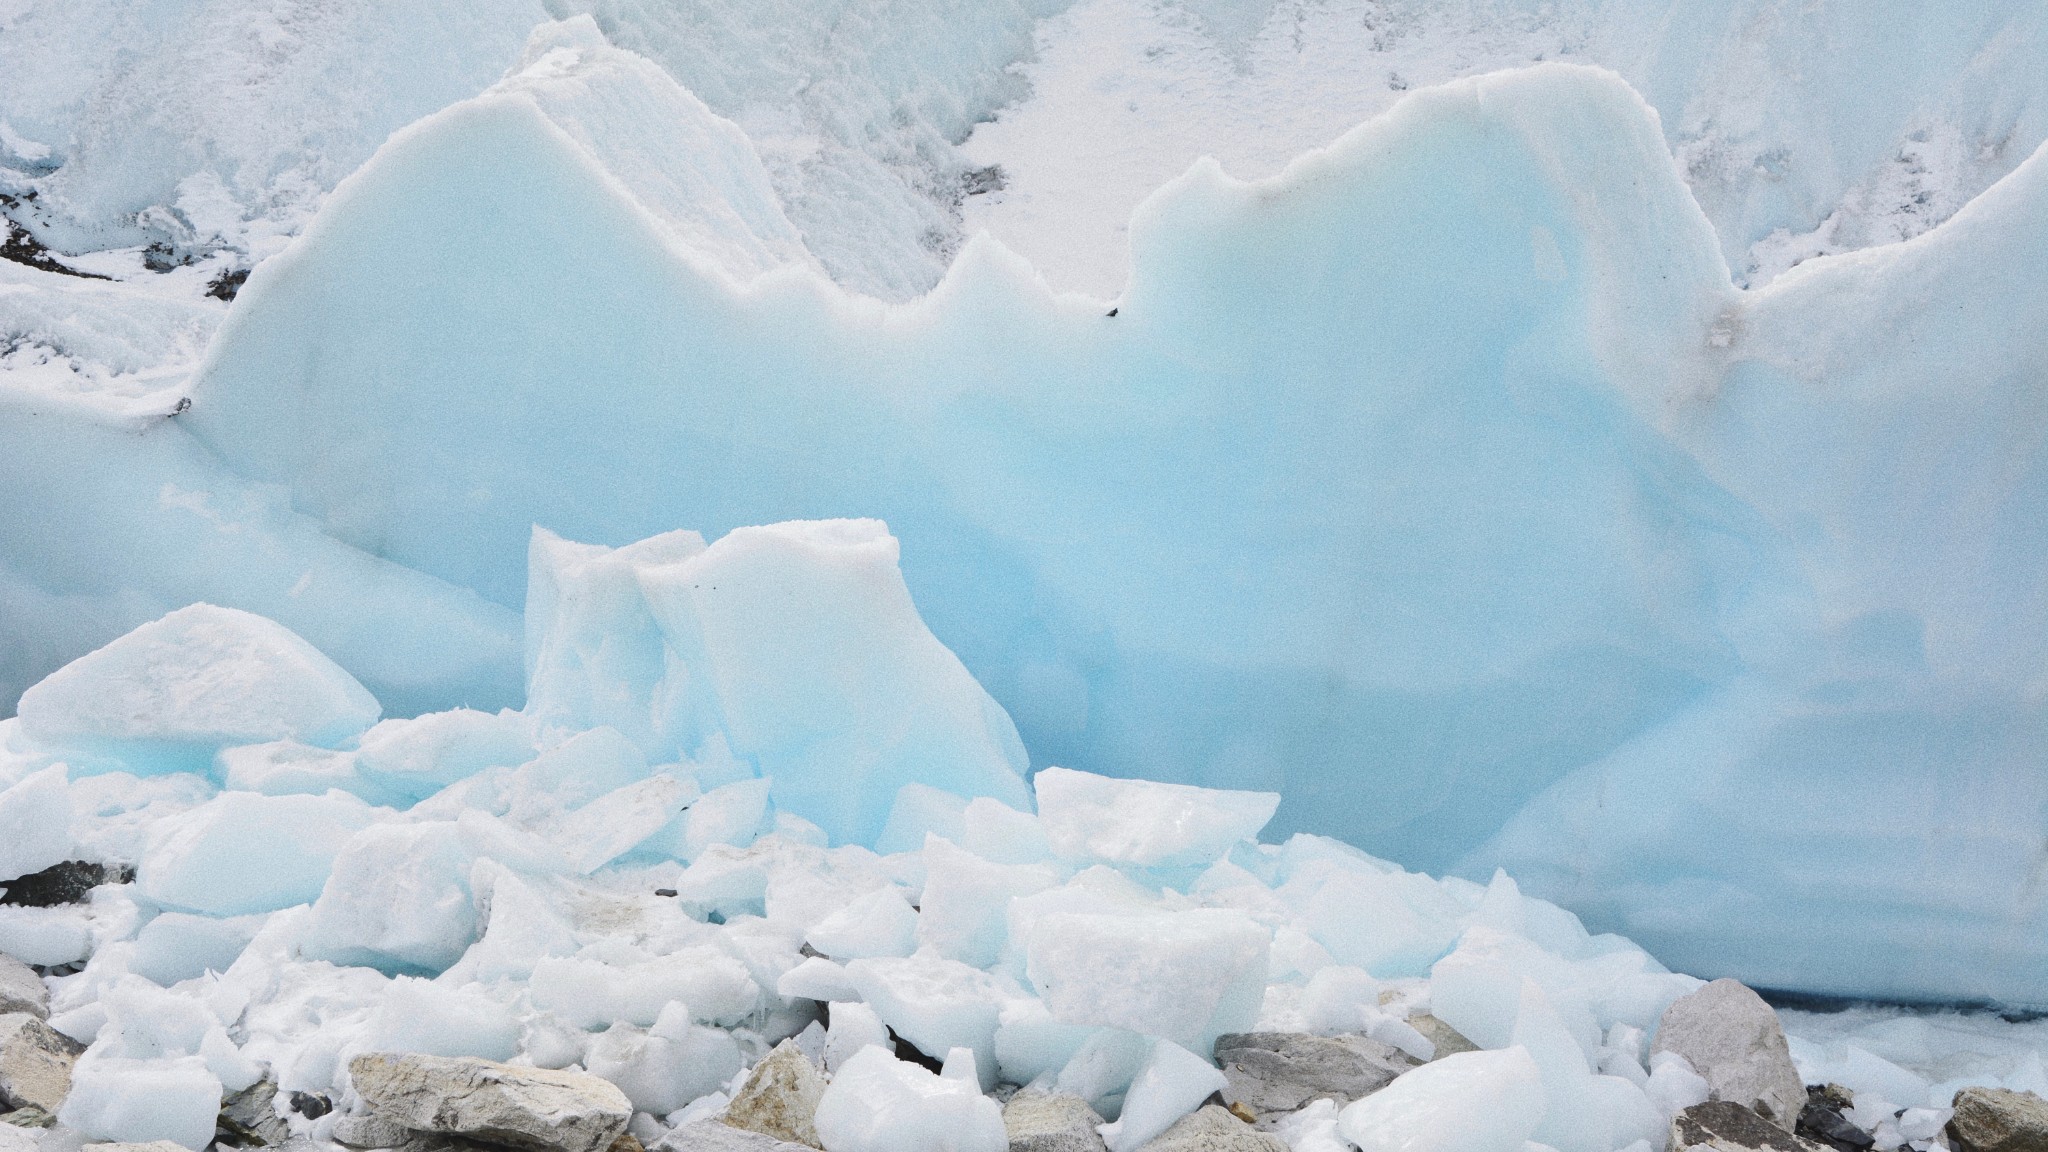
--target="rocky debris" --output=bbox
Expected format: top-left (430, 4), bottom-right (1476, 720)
top-left (1947, 1087), bottom-right (2048, 1152)
top-left (0, 1012), bottom-right (83, 1112)
top-left (218, 1081), bottom-right (293, 1147)
top-left (290, 1090), bottom-right (334, 1119)
top-left (333, 1110), bottom-right (417, 1149)
top-left (1673, 1101), bottom-right (1829, 1152)
top-left (348, 1053), bottom-right (633, 1152)
top-left (0, 861), bottom-right (130, 908)
top-left (1134, 1105), bottom-right (1286, 1152)
top-left (1404, 1014), bottom-right (1478, 1060)
top-left (653, 1122), bottom-right (815, 1152)
top-left (723, 1041), bottom-right (825, 1148)
top-left (1212, 1032), bottom-right (1416, 1118)
top-left (1003, 1090), bottom-right (1108, 1152)
top-left (1796, 1085), bottom-right (1875, 1152)
top-left (0, 1104), bottom-right (53, 1129)
top-left (1652, 979), bottom-right (1807, 1130)
top-left (0, 955), bottom-right (44, 1020)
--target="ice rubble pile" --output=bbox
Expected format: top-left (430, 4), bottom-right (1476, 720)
top-left (0, 517), bottom-right (1720, 1151)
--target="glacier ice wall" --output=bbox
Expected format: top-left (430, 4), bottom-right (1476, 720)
top-left (144, 49), bottom-right (2048, 1003)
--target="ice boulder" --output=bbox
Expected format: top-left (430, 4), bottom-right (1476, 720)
top-left (635, 519), bottom-right (1033, 847)
top-left (844, 954), bottom-right (1010, 1087)
top-left (15, 605), bottom-right (380, 773)
top-left (136, 791), bottom-right (378, 917)
top-left (1097, 1039), bottom-right (1229, 1152)
top-left (128, 913), bottom-right (266, 985)
top-left (0, 765), bottom-right (72, 883)
top-left (59, 1051), bottom-right (222, 1151)
top-left (1026, 908), bottom-right (1268, 1054)
top-left (1336, 1047), bottom-right (1546, 1152)
top-left (355, 708), bottom-right (535, 801)
top-left (582, 1002), bottom-right (741, 1115)
top-left (812, 1044), bottom-right (1006, 1152)
top-left (299, 821), bottom-right (486, 973)
top-left (1034, 768), bottom-right (1279, 869)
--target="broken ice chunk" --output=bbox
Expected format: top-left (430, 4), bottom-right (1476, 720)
top-left (16, 604), bottom-right (380, 774)
top-left (805, 886), bottom-right (918, 961)
top-left (1097, 1039), bottom-right (1228, 1152)
top-left (844, 953), bottom-right (1009, 1088)
top-left (1026, 908), bottom-right (1269, 1054)
top-left (1336, 1047), bottom-right (1546, 1152)
top-left (1033, 768), bottom-right (1278, 868)
top-left (811, 1044), bottom-right (1005, 1152)
top-left (0, 765), bottom-right (72, 884)
top-left (636, 519), bottom-right (1031, 848)
top-left (136, 790), bottom-right (377, 917)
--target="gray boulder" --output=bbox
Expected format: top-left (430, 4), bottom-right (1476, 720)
top-left (1652, 980), bottom-right (1806, 1130)
top-left (1404, 1015), bottom-right (1477, 1060)
top-left (218, 1080), bottom-right (293, 1147)
top-left (0, 1011), bottom-right (83, 1112)
top-left (1213, 1032), bottom-right (1415, 1118)
top-left (1003, 1090), bottom-right (1107, 1152)
top-left (347, 1053), bottom-right (632, 1152)
top-left (723, 1041), bottom-right (824, 1148)
top-left (0, 955), bottom-right (45, 1020)
top-left (1672, 1101), bottom-right (1827, 1152)
top-left (653, 1122), bottom-right (814, 1152)
top-left (1134, 1106), bottom-right (1286, 1152)
top-left (1947, 1087), bottom-right (2048, 1152)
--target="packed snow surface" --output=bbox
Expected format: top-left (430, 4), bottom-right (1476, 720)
top-left (1, 1), bottom-right (2046, 1011)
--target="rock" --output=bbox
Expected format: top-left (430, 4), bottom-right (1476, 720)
top-left (0, 861), bottom-right (128, 909)
top-left (0, 954), bottom-right (45, 1019)
top-left (0, 1104), bottom-right (54, 1129)
top-left (1947, 1087), bottom-right (2048, 1152)
top-left (0, 1011), bottom-right (83, 1112)
top-left (723, 1041), bottom-right (825, 1148)
top-left (1404, 1014), bottom-right (1478, 1060)
top-left (348, 1053), bottom-right (632, 1152)
top-left (1651, 979), bottom-right (1806, 1130)
top-left (1212, 1032), bottom-right (1415, 1118)
top-left (653, 1122), bottom-right (815, 1152)
top-left (218, 1080), bottom-right (293, 1147)
top-left (1795, 1086), bottom-right (1874, 1152)
top-left (1134, 1105), bottom-right (1286, 1152)
top-left (333, 1110), bottom-right (418, 1149)
top-left (1672, 1101), bottom-right (1828, 1152)
top-left (1003, 1090), bottom-right (1107, 1152)
top-left (0, 1122), bottom-right (33, 1152)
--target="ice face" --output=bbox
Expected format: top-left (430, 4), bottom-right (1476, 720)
top-left (1, 2), bottom-right (2045, 1007)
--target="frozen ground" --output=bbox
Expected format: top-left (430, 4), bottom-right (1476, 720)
top-left (2, 0), bottom-right (2047, 1013)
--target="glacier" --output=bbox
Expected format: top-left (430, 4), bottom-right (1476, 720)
top-left (0, 3), bottom-right (2044, 1012)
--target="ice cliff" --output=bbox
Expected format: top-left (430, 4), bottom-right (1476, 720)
top-left (1, 10), bottom-right (2045, 1008)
